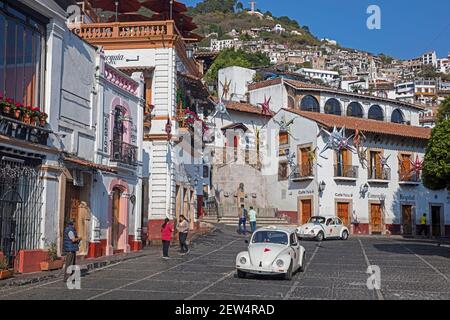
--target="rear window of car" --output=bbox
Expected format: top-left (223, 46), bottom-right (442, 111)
top-left (252, 231), bottom-right (288, 245)
top-left (308, 216), bottom-right (326, 224)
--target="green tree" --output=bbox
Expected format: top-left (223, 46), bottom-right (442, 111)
top-left (204, 48), bottom-right (270, 86)
top-left (423, 96), bottom-right (450, 190)
top-left (193, 0), bottom-right (237, 14)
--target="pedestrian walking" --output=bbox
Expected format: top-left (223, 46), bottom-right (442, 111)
top-left (177, 215), bottom-right (190, 254)
top-left (249, 206), bottom-right (257, 233)
top-left (419, 213), bottom-right (428, 237)
top-left (237, 205), bottom-right (248, 235)
top-left (63, 219), bottom-right (81, 282)
top-left (161, 218), bottom-right (173, 259)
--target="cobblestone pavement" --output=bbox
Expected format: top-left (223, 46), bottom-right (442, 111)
top-left (0, 225), bottom-right (449, 300)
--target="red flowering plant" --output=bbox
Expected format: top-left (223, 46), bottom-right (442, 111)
top-left (184, 108), bottom-right (209, 134)
top-left (39, 112), bottom-right (48, 121)
top-left (31, 106), bottom-right (41, 118)
top-left (21, 105), bottom-right (33, 117)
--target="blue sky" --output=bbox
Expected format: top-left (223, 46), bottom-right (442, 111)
top-left (184, 0), bottom-right (450, 60)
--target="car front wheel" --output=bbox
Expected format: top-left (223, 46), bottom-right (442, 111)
top-left (341, 230), bottom-right (349, 240)
top-left (237, 270), bottom-right (247, 278)
top-left (284, 261), bottom-right (293, 280)
top-left (316, 231), bottom-right (324, 242)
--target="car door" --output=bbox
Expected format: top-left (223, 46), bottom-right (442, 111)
top-left (289, 233), bottom-right (299, 269)
top-left (334, 218), bottom-right (344, 237)
top-left (324, 218), bottom-right (334, 238)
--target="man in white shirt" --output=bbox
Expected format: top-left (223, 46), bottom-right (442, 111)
top-left (249, 207), bottom-right (257, 233)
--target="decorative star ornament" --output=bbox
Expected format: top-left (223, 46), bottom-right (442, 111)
top-left (220, 77), bottom-right (232, 101)
top-left (274, 115), bottom-right (297, 140)
top-left (319, 126), bottom-right (355, 158)
top-left (357, 146), bottom-right (368, 169)
top-left (285, 150), bottom-right (299, 179)
top-left (258, 95), bottom-right (272, 115)
top-left (210, 98), bottom-right (232, 123)
top-left (378, 154), bottom-right (391, 169)
top-left (409, 155), bottom-right (424, 177)
top-left (353, 129), bottom-right (366, 148)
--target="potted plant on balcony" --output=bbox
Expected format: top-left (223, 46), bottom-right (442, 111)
top-left (0, 256), bottom-right (13, 280)
top-left (0, 95), bottom-right (12, 116)
top-left (30, 107), bottom-right (41, 126)
top-left (40, 243), bottom-right (64, 271)
top-left (22, 106), bottom-right (32, 124)
top-left (11, 102), bottom-right (23, 120)
top-left (39, 112), bottom-right (48, 126)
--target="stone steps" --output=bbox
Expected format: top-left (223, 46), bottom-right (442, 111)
top-left (202, 216), bottom-right (292, 227)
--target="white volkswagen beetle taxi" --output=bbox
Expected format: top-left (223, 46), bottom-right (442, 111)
top-left (236, 226), bottom-right (306, 280)
top-left (296, 216), bottom-right (349, 241)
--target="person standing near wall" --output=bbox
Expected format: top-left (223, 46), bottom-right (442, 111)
top-left (177, 215), bottom-right (190, 254)
top-left (237, 205), bottom-right (248, 235)
top-left (63, 219), bottom-right (81, 282)
top-left (419, 213), bottom-right (428, 237)
top-left (161, 218), bottom-right (174, 259)
top-left (249, 206), bottom-right (257, 233)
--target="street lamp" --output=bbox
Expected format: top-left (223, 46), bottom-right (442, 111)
top-left (360, 183), bottom-right (369, 196)
top-left (115, 1), bottom-right (119, 22)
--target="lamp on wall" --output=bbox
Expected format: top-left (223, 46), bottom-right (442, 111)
top-left (360, 183), bottom-right (369, 197)
top-left (319, 181), bottom-right (326, 192)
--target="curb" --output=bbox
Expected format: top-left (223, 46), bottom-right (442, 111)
top-left (0, 225), bottom-right (216, 289)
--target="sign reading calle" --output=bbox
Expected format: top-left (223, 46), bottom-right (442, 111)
top-left (299, 190), bottom-right (314, 195)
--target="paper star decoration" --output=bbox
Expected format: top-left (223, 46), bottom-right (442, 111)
top-left (378, 154), bottom-right (391, 169)
top-left (409, 155), bottom-right (424, 177)
top-left (274, 115), bottom-right (297, 140)
top-left (258, 95), bottom-right (272, 115)
top-left (319, 126), bottom-right (355, 158)
top-left (357, 146), bottom-right (368, 169)
top-left (220, 77), bottom-right (232, 101)
top-left (353, 129), bottom-right (366, 148)
top-left (210, 99), bottom-right (232, 123)
top-left (285, 150), bottom-right (299, 178)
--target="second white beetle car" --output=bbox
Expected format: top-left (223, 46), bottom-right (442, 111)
top-left (296, 216), bottom-right (349, 241)
top-left (236, 226), bottom-right (306, 280)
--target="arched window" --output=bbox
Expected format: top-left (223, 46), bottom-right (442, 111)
top-left (113, 107), bottom-right (125, 143)
top-left (300, 95), bottom-right (320, 112)
top-left (368, 105), bottom-right (384, 121)
top-left (346, 102), bottom-right (364, 118)
top-left (324, 98), bottom-right (342, 115)
top-left (391, 109), bottom-right (405, 124)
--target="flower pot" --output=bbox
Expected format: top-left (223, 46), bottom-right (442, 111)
top-left (14, 110), bottom-right (21, 119)
top-left (40, 259), bottom-right (64, 271)
top-left (2, 106), bottom-right (10, 115)
top-left (39, 120), bottom-right (46, 126)
top-left (23, 114), bottom-right (31, 124)
top-left (0, 270), bottom-right (13, 280)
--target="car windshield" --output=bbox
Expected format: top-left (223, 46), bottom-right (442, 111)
top-left (308, 216), bottom-right (326, 224)
top-left (252, 231), bottom-right (288, 245)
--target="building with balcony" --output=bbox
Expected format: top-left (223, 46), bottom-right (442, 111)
top-left (67, 0), bottom-right (208, 242)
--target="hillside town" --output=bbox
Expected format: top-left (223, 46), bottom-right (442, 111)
top-left (0, 0), bottom-right (449, 302)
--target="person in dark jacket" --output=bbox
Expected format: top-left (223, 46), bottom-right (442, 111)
top-left (63, 219), bottom-right (81, 282)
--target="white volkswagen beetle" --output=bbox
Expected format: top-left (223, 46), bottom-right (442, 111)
top-left (296, 216), bottom-right (349, 241)
top-left (236, 226), bottom-right (306, 280)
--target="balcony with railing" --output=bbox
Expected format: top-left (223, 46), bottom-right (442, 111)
top-left (399, 170), bottom-right (421, 185)
top-left (368, 167), bottom-right (391, 182)
top-left (334, 165), bottom-right (358, 180)
top-left (0, 115), bottom-right (50, 146)
top-left (111, 140), bottom-right (138, 166)
top-left (291, 163), bottom-right (314, 181)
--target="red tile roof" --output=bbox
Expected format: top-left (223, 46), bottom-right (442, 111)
top-left (63, 155), bottom-right (118, 173)
top-left (248, 78), bottom-right (283, 91)
top-left (283, 109), bottom-right (431, 140)
top-left (226, 101), bottom-right (274, 117)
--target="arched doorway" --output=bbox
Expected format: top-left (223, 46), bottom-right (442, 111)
top-left (108, 179), bottom-right (130, 255)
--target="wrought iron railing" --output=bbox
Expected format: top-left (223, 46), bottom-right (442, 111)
top-left (0, 115), bottom-right (50, 146)
top-left (334, 165), bottom-right (359, 178)
top-left (111, 140), bottom-right (138, 166)
top-left (399, 170), bottom-right (421, 182)
top-left (368, 167), bottom-right (391, 180)
top-left (291, 163), bottom-right (314, 180)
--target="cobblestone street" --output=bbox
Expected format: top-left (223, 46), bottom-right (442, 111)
top-left (1, 226), bottom-right (449, 300)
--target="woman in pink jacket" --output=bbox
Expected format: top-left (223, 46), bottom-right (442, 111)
top-left (161, 218), bottom-right (173, 259)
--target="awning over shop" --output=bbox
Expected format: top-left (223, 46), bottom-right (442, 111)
top-left (62, 155), bottom-right (118, 174)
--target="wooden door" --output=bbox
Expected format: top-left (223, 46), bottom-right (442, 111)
top-left (431, 206), bottom-right (441, 237)
top-left (401, 205), bottom-right (413, 235)
top-left (299, 199), bottom-right (312, 224)
top-left (370, 204), bottom-right (382, 234)
top-left (400, 154), bottom-right (411, 180)
top-left (300, 147), bottom-right (311, 176)
top-left (337, 202), bottom-right (349, 226)
top-left (112, 188), bottom-right (121, 249)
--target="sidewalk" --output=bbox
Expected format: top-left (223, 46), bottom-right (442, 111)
top-left (351, 234), bottom-right (450, 247)
top-left (0, 224), bottom-right (215, 289)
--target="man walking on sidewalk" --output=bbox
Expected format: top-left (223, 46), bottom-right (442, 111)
top-left (177, 215), bottom-right (190, 254)
top-left (419, 213), bottom-right (428, 237)
top-left (63, 219), bottom-right (81, 282)
top-left (237, 205), bottom-right (248, 235)
top-left (249, 207), bottom-right (257, 233)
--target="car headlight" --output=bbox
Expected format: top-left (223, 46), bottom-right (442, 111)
top-left (240, 257), bottom-right (247, 264)
top-left (276, 259), bottom-right (284, 267)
